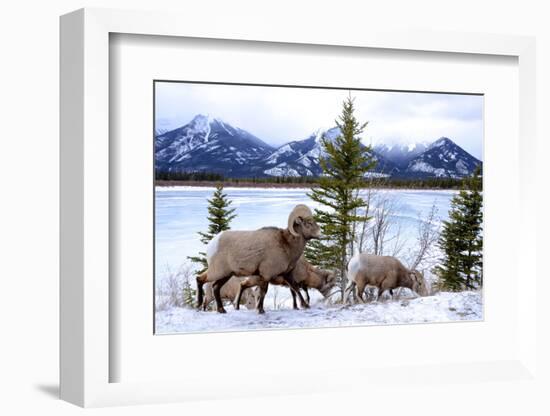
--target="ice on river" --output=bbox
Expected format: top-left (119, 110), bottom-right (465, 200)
top-left (155, 186), bottom-right (456, 281)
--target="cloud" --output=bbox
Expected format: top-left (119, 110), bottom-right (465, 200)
top-left (155, 82), bottom-right (483, 160)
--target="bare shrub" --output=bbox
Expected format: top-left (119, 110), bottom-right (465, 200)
top-left (403, 203), bottom-right (441, 295)
top-left (155, 264), bottom-right (196, 311)
top-left (355, 190), bottom-right (405, 258)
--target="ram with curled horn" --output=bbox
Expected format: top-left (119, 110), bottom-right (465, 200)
top-left (196, 204), bottom-right (321, 314)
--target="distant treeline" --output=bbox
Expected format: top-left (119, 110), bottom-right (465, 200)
top-left (155, 170), bottom-right (225, 182)
top-left (155, 170), bottom-right (468, 189)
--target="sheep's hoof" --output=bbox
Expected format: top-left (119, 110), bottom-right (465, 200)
top-left (257, 308), bottom-right (265, 315)
top-left (217, 307), bottom-right (227, 314)
top-left (301, 303), bottom-right (310, 309)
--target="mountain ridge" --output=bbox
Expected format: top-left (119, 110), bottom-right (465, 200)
top-left (155, 115), bottom-right (481, 179)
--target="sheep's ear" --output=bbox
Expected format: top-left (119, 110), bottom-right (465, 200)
top-left (288, 213), bottom-right (302, 236)
top-left (291, 217), bottom-right (303, 235)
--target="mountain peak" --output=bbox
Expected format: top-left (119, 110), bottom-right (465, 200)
top-left (155, 115), bottom-right (274, 175)
top-left (406, 137), bottom-right (481, 178)
top-left (430, 137), bottom-right (453, 148)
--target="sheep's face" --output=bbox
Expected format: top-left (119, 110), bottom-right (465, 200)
top-left (243, 288), bottom-right (259, 310)
top-left (294, 216), bottom-right (321, 240)
top-left (410, 270), bottom-right (429, 296)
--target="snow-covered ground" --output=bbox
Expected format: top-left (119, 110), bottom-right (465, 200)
top-left (155, 291), bottom-right (482, 334)
top-left (154, 186), bottom-right (477, 334)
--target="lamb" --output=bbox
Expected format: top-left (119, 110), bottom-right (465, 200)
top-left (345, 253), bottom-right (429, 303)
top-left (234, 256), bottom-right (336, 310)
top-left (196, 204), bottom-right (321, 314)
top-left (201, 274), bottom-right (258, 311)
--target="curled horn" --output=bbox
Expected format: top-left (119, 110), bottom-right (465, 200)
top-left (288, 204), bottom-right (313, 237)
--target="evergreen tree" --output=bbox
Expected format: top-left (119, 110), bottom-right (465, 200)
top-left (182, 278), bottom-right (196, 307)
top-left (188, 185), bottom-right (236, 273)
top-left (434, 166), bottom-right (483, 291)
top-left (305, 95), bottom-right (376, 301)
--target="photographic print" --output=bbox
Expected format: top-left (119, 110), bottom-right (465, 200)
top-left (154, 81), bottom-right (483, 334)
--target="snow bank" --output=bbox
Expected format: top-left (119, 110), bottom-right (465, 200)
top-left (155, 291), bottom-right (482, 334)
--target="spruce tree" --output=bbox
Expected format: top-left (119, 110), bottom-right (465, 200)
top-left (434, 166), bottom-right (483, 291)
top-left (182, 278), bottom-right (196, 307)
top-left (188, 185), bottom-right (236, 273)
top-left (305, 95), bottom-right (376, 301)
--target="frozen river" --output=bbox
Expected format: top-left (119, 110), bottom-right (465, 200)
top-left (155, 186), bottom-right (456, 281)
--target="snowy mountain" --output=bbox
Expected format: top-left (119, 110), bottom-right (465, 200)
top-left (374, 141), bottom-right (429, 169)
top-left (155, 116), bottom-right (480, 179)
top-left (260, 127), bottom-right (399, 177)
top-left (404, 137), bottom-right (481, 178)
top-left (155, 115), bottom-right (273, 177)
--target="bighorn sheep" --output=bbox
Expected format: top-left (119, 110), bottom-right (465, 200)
top-left (201, 275), bottom-right (258, 311)
top-left (234, 256), bottom-right (336, 310)
top-left (196, 204), bottom-right (321, 314)
top-left (345, 253), bottom-right (429, 303)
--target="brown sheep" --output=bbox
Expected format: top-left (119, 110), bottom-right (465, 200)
top-left (345, 253), bottom-right (429, 303)
top-left (196, 205), bottom-right (321, 314)
top-left (201, 274), bottom-right (258, 311)
top-left (234, 256), bottom-right (336, 310)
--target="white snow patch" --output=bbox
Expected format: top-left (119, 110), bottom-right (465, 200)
top-left (216, 119), bottom-right (234, 136)
top-left (456, 159), bottom-right (468, 175)
top-left (364, 172), bottom-right (390, 178)
top-left (263, 166), bottom-right (300, 177)
top-left (298, 156), bottom-right (312, 167)
top-left (156, 291), bottom-right (483, 334)
top-left (408, 161), bottom-right (447, 177)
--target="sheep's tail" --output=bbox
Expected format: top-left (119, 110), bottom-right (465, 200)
top-left (344, 253), bottom-right (361, 304)
top-left (196, 271), bottom-right (208, 310)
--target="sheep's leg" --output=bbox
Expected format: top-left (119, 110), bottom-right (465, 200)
top-left (304, 288), bottom-right (310, 305)
top-left (290, 288), bottom-right (298, 310)
top-left (196, 272), bottom-right (208, 310)
top-left (212, 276), bottom-right (231, 314)
top-left (356, 281), bottom-right (366, 303)
top-left (256, 280), bottom-right (269, 314)
top-left (283, 275), bottom-right (309, 309)
top-left (234, 285), bottom-right (244, 310)
top-left (297, 289), bottom-right (308, 309)
top-left (235, 276), bottom-right (261, 310)
top-left (202, 293), bottom-right (211, 311)
top-left (344, 282), bottom-right (356, 304)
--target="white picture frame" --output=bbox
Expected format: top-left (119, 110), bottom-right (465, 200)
top-left (60, 7), bottom-right (538, 407)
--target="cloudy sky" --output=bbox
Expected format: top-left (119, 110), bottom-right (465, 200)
top-left (155, 82), bottom-right (483, 160)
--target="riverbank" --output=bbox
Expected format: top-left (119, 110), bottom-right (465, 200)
top-left (155, 180), bottom-right (463, 190)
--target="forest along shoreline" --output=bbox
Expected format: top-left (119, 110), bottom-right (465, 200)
top-left (154, 180), bottom-right (464, 191)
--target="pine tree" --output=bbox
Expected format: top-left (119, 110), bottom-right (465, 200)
top-left (305, 95), bottom-right (376, 301)
top-left (188, 185), bottom-right (237, 273)
top-left (434, 166), bottom-right (483, 291)
top-left (182, 278), bottom-right (196, 307)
